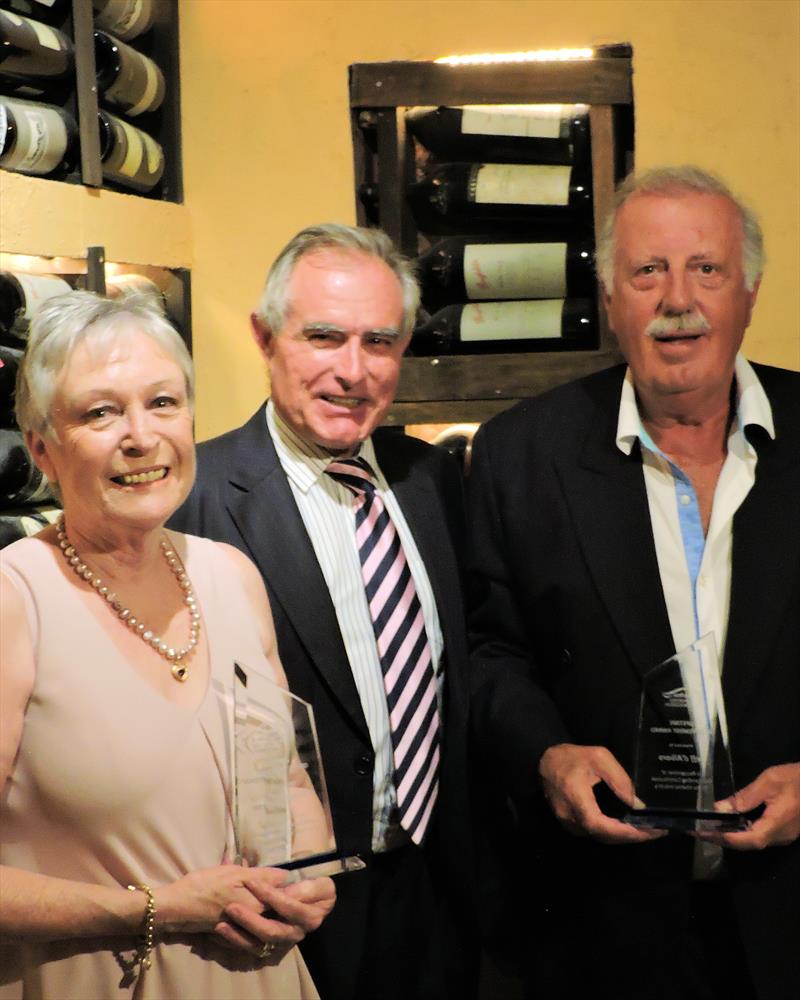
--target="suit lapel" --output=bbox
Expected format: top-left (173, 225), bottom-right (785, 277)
top-left (378, 442), bottom-right (444, 602)
top-left (723, 429), bottom-right (800, 731)
top-left (556, 377), bottom-right (675, 679)
top-left (222, 418), bottom-right (369, 738)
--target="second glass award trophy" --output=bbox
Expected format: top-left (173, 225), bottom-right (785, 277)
top-left (233, 662), bottom-right (365, 879)
top-left (624, 634), bottom-right (749, 832)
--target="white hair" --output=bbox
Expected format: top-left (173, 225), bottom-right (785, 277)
top-left (254, 223), bottom-right (419, 338)
top-left (16, 289), bottom-right (194, 441)
top-left (595, 166), bottom-right (764, 292)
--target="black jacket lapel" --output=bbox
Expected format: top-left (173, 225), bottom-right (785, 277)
top-left (223, 418), bottom-right (369, 738)
top-left (557, 378), bottom-right (675, 680)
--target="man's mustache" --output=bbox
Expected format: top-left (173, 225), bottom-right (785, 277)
top-left (645, 310), bottom-right (711, 338)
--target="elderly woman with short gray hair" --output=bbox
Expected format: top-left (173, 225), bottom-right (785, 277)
top-left (0, 291), bottom-right (334, 999)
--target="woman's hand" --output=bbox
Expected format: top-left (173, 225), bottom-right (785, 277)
top-left (214, 873), bottom-right (336, 961)
top-left (154, 864), bottom-right (285, 936)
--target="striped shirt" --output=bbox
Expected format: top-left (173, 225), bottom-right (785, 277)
top-left (266, 401), bottom-right (444, 851)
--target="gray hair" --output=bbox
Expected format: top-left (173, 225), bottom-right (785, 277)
top-left (595, 166), bottom-right (764, 292)
top-left (16, 289), bottom-right (194, 441)
top-left (254, 223), bottom-right (420, 338)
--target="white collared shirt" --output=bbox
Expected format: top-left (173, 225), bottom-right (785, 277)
top-left (266, 402), bottom-right (444, 851)
top-left (616, 354), bottom-right (774, 664)
top-left (616, 354), bottom-right (775, 876)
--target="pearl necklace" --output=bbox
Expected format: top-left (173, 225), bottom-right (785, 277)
top-left (56, 517), bottom-right (201, 682)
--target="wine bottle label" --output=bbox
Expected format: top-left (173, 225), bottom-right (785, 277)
top-left (463, 243), bottom-right (567, 300)
top-left (473, 164), bottom-right (571, 206)
top-left (461, 104), bottom-right (566, 139)
top-left (12, 272), bottom-right (71, 326)
top-left (95, 0), bottom-right (153, 40)
top-left (0, 99), bottom-right (67, 173)
top-left (460, 300), bottom-right (564, 342)
top-left (102, 112), bottom-right (162, 188)
top-left (12, 11), bottom-right (62, 51)
top-left (140, 129), bottom-right (163, 178)
top-left (126, 57), bottom-right (163, 116)
top-left (117, 120), bottom-right (144, 177)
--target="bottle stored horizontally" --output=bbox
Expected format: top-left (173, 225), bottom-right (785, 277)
top-left (98, 109), bottom-right (164, 192)
top-left (105, 272), bottom-right (167, 312)
top-left (0, 270), bottom-right (72, 340)
top-left (430, 423), bottom-right (479, 476)
top-left (0, 344), bottom-right (23, 427)
top-left (94, 29), bottom-right (165, 117)
top-left (0, 505), bottom-right (61, 549)
top-left (408, 162), bottom-right (592, 233)
top-left (417, 236), bottom-right (595, 312)
top-left (0, 428), bottom-right (53, 505)
top-left (411, 299), bottom-right (595, 355)
top-left (0, 96), bottom-right (77, 177)
top-left (93, 0), bottom-right (156, 41)
top-left (0, 503), bottom-right (61, 549)
top-left (406, 104), bottom-right (589, 165)
top-left (0, 8), bottom-right (73, 95)
top-left (1, 0), bottom-right (71, 27)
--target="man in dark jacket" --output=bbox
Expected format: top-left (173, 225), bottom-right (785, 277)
top-left (171, 224), bottom-right (476, 1000)
top-left (468, 167), bottom-right (799, 1000)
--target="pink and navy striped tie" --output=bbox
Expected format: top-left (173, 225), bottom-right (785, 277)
top-left (326, 457), bottom-right (440, 845)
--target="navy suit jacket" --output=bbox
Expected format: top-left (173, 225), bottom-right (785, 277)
top-left (467, 362), bottom-right (800, 999)
top-left (170, 405), bottom-right (475, 995)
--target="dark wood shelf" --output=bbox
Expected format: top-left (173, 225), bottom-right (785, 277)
top-left (1, 0), bottom-right (182, 200)
top-left (349, 49), bottom-right (634, 425)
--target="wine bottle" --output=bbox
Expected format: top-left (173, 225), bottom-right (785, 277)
top-left (417, 236), bottom-right (595, 312)
top-left (1, 0), bottom-right (71, 26)
top-left (0, 96), bottom-right (77, 177)
top-left (0, 270), bottom-right (71, 340)
top-left (0, 428), bottom-right (53, 505)
top-left (0, 344), bottom-right (23, 427)
top-left (94, 29), bottom-right (165, 117)
top-left (1, 505), bottom-right (61, 549)
top-left (93, 0), bottom-right (156, 41)
top-left (411, 298), bottom-right (595, 355)
top-left (406, 104), bottom-right (589, 165)
top-left (430, 423), bottom-right (478, 476)
top-left (0, 8), bottom-right (73, 96)
top-left (408, 162), bottom-right (592, 233)
top-left (105, 271), bottom-right (166, 310)
top-left (98, 108), bottom-right (164, 192)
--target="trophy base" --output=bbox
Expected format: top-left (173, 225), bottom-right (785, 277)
top-left (624, 807), bottom-right (750, 832)
top-left (275, 852), bottom-right (366, 881)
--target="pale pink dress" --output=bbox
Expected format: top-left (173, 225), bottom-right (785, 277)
top-left (0, 532), bottom-right (319, 1000)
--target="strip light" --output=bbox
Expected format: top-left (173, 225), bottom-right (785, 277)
top-left (436, 48), bottom-right (593, 67)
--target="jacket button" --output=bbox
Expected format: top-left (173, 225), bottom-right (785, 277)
top-left (354, 753), bottom-right (372, 775)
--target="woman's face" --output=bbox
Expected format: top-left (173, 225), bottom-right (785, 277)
top-left (29, 328), bottom-right (195, 540)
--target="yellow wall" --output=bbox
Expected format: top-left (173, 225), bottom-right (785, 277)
top-left (179, 0), bottom-right (800, 440)
top-left (2, 0), bottom-right (798, 441)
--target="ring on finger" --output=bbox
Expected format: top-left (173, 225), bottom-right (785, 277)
top-left (258, 941), bottom-right (277, 959)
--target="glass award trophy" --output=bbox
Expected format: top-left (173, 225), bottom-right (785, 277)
top-left (624, 634), bottom-right (749, 832)
top-left (233, 662), bottom-right (365, 880)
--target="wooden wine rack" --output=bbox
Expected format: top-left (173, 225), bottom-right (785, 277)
top-left (349, 47), bottom-right (635, 424)
top-left (1, 0), bottom-right (182, 201)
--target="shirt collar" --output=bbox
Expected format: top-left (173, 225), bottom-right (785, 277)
top-left (265, 399), bottom-right (378, 494)
top-left (615, 353), bottom-right (775, 458)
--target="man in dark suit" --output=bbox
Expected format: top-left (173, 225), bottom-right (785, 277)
top-left (468, 167), bottom-right (799, 1000)
top-left (170, 224), bottom-right (475, 1000)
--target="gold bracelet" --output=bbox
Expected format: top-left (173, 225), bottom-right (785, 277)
top-left (127, 883), bottom-right (156, 972)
